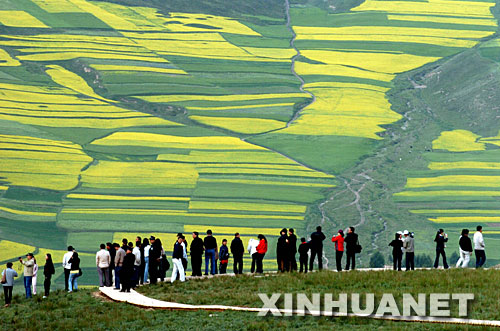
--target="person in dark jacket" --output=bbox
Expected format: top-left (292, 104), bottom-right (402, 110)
top-left (171, 237), bottom-right (185, 283)
top-left (230, 233), bottom-right (244, 274)
top-left (389, 233), bottom-right (403, 271)
top-left (68, 251), bottom-right (80, 292)
top-left (298, 238), bottom-right (309, 273)
top-left (148, 236), bottom-right (161, 284)
top-left (456, 229), bottom-right (472, 268)
top-left (344, 227), bottom-right (359, 270)
top-left (309, 226), bottom-right (326, 271)
top-left (43, 253), bottom-right (55, 298)
top-left (276, 228), bottom-right (288, 272)
top-left (190, 232), bottom-right (204, 276)
top-left (106, 242), bottom-right (115, 287)
top-left (121, 246), bottom-right (135, 292)
top-left (288, 228), bottom-right (298, 272)
top-left (219, 239), bottom-right (230, 274)
top-left (434, 229), bottom-right (449, 269)
top-left (204, 230), bottom-right (217, 275)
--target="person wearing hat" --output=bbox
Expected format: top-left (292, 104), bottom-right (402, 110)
top-left (148, 236), bottom-right (161, 284)
top-left (331, 229), bottom-right (345, 272)
top-left (19, 253), bottom-right (35, 298)
top-left (403, 230), bottom-right (415, 271)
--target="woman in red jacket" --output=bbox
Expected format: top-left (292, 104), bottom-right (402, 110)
top-left (256, 234), bottom-right (268, 273)
top-left (331, 230), bottom-right (345, 272)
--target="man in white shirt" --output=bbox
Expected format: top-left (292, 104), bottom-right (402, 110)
top-left (132, 241), bottom-right (141, 287)
top-left (96, 243), bottom-right (111, 287)
top-left (473, 225), bottom-right (486, 268)
top-left (62, 246), bottom-right (74, 291)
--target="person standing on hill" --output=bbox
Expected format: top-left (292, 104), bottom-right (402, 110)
top-left (389, 233), bottom-right (403, 271)
top-left (107, 242), bottom-right (115, 287)
top-left (434, 229), bottom-right (449, 269)
top-left (474, 225), bottom-right (486, 268)
top-left (190, 232), bottom-right (204, 277)
top-left (230, 233), bottom-right (244, 274)
top-left (2, 262), bottom-right (18, 307)
top-left (62, 246), bottom-right (73, 292)
top-left (171, 237), bottom-right (185, 283)
top-left (148, 236), bottom-right (160, 284)
top-left (19, 253), bottom-right (34, 298)
top-left (204, 230), bottom-right (217, 275)
top-left (68, 251), bottom-right (80, 292)
top-left (309, 226), bottom-right (326, 271)
top-left (121, 246), bottom-right (135, 292)
top-left (142, 238), bottom-right (150, 283)
top-left (31, 258), bottom-right (38, 296)
top-left (288, 228), bottom-right (298, 272)
top-left (96, 243), bottom-right (111, 287)
top-left (180, 234), bottom-right (189, 272)
top-left (403, 230), bottom-right (415, 271)
top-left (132, 241), bottom-right (141, 288)
top-left (121, 238), bottom-right (128, 251)
top-left (456, 229), bottom-right (472, 268)
top-left (345, 227), bottom-right (359, 271)
top-left (276, 228), bottom-right (288, 272)
top-left (43, 253), bottom-right (55, 298)
top-left (219, 239), bottom-right (230, 274)
top-left (248, 237), bottom-right (259, 273)
top-left (331, 229), bottom-right (345, 272)
top-left (114, 243), bottom-right (126, 289)
top-left (298, 238), bottom-right (309, 273)
top-left (255, 234), bottom-right (268, 273)
top-left (139, 238), bottom-right (146, 285)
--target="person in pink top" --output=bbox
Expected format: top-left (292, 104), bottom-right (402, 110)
top-left (331, 230), bottom-right (345, 272)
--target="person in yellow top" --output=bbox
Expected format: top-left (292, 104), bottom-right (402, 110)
top-left (19, 253), bottom-right (34, 299)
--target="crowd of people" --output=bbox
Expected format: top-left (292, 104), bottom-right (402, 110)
top-left (0, 225), bottom-right (489, 305)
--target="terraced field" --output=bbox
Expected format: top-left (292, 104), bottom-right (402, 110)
top-left (0, 0), bottom-right (499, 287)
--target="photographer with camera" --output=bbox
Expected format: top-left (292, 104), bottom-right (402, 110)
top-left (19, 253), bottom-right (35, 299)
top-left (434, 229), bottom-right (449, 269)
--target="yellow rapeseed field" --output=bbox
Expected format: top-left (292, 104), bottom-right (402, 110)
top-left (429, 216), bottom-right (500, 223)
top-left (138, 92), bottom-right (308, 103)
top-left (90, 64), bottom-right (187, 75)
top-left (0, 206), bottom-right (56, 217)
top-left (432, 130), bottom-right (485, 152)
top-left (92, 132), bottom-right (266, 150)
top-left (428, 162), bottom-right (500, 170)
top-left (386, 14), bottom-right (497, 26)
top-left (188, 201), bottom-right (306, 213)
top-left (157, 150), bottom-right (296, 164)
top-left (0, 240), bottom-right (35, 262)
top-left (411, 209), bottom-right (500, 214)
top-left (31, 0), bottom-right (84, 13)
top-left (0, 10), bottom-right (48, 28)
top-left (0, 49), bottom-right (20, 66)
top-left (198, 178), bottom-right (335, 188)
top-left (186, 102), bottom-right (295, 111)
top-left (405, 175), bottom-right (500, 189)
top-left (394, 190), bottom-right (500, 198)
top-left (66, 194), bottom-right (190, 201)
top-left (189, 115), bottom-right (285, 134)
top-left (295, 62), bottom-right (395, 82)
top-left (183, 225), bottom-right (283, 236)
top-left (17, 51), bottom-right (169, 63)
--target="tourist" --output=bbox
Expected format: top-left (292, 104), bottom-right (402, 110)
top-left (31, 257), bottom-right (38, 295)
top-left (434, 229), bottom-right (449, 269)
top-left (389, 233), bottom-right (403, 271)
top-left (68, 251), bottom-right (80, 292)
top-left (107, 242), bottom-right (115, 287)
top-left (19, 253), bottom-right (34, 298)
top-left (474, 225), bottom-right (486, 268)
top-left (204, 230), bottom-right (217, 275)
top-left (248, 237), bottom-right (259, 273)
top-left (180, 234), bottom-right (188, 272)
top-left (142, 238), bottom-right (150, 283)
top-left (114, 243), bottom-right (125, 289)
top-left (149, 236), bottom-right (161, 284)
top-left (2, 262), bottom-right (18, 307)
top-left (276, 228), bottom-right (288, 272)
top-left (219, 239), bottom-right (229, 274)
top-left (96, 243), bottom-right (111, 287)
top-left (403, 230), bottom-right (415, 271)
top-left (121, 238), bottom-right (128, 251)
top-left (331, 229), bottom-right (345, 272)
top-left (43, 253), bottom-right (55, 298)
top-left (288, 228), bottom-right (298, 272)
top-left (190, 232), bottom-right (204, 277)
top-left (62, 246), bottom-right (73, 292)
top-left (345, 227), bottom-right (359, 270)
top-left (457, 229), bottom-right (472, 268)
top-left (121, 246), bottom-right (135, 292)
top-left (158, 239), bottom-right (168, 282)
top-left (230, 233), bottom-right (244, 275)
top-left (298, 237), bottom-right (309, 273)
top-left (132, 241), bottom-right (141, 287)
top-left (309, 226), bottom-right (326, 271)
top-left (255, 234), bottom-right (268, 273)
top-left (171, 237), bottom-right (185, 283)
top-left (139, 238), bottom-right (146, 285)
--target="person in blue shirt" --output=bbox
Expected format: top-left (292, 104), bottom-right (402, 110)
top-left (219, 239), bottom-right (230, 274)
top-left (2, 262), bottom-right (18, 307)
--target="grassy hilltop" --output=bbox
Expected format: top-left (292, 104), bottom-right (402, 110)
top-left (0, 0), bottom-right (500, 291)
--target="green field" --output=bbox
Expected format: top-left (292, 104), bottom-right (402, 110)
top-left (0, 0), bottom-right (500, 294)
